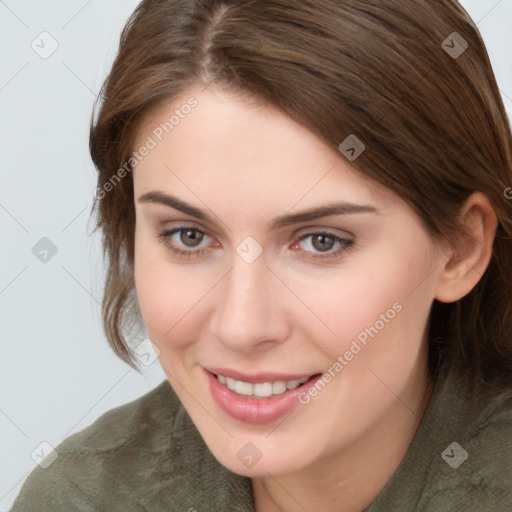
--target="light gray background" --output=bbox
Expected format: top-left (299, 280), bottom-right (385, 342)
top-left (1, 0), bottom-right (511, 509)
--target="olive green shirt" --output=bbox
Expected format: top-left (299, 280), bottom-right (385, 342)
top-left (11, 372), bottom-right (512, 511)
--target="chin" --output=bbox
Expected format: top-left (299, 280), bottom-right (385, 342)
top-left (203, 432), bottom-right (320, 478)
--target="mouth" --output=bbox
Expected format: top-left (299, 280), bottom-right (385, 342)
top-left (205, 367), bottom-right (323, 424)
top-left (213, 372), bottom-right (319, 399)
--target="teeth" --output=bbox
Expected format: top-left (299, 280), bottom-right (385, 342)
top-left (272, 381), bottom-right (287, 394)
top-left (254, 382), bottom-right (273, 397)
top-left (286, 379), bottom-right (302, 390)
top-left (235, 380), bottom-right (253, 396)
top-left (216, 374), bottom-right (310, 398)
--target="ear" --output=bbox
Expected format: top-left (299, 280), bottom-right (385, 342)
top-left (434, 192), bottom-right (498, 303)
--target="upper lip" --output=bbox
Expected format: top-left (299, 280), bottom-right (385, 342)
top-left (204, 367), bottom-right (319, 383)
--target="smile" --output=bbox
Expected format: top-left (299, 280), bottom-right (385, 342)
top-left (205, 369), bottom-right (322, 424)
top-left (215, 374), bottom-right (310, 398)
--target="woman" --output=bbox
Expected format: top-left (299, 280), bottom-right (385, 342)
top-left (12, 0), bottom-right (512, 510)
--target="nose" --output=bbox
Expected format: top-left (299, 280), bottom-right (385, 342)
top-left (208, 252), bottom-right (291, 353)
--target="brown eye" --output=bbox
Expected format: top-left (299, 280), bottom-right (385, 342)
top-left (180, 229), bottom-right (204, 247)
top-left (311, 234), bottom-right (335, 252)
top-left (157, 227), bottom-right (213, 259)
top-left (295, 231), bottom-right (355, 261)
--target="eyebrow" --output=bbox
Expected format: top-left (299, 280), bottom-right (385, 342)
top-left (137, 191), bottom-right (379, 229)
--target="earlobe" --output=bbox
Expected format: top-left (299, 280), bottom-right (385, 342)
top-left (434, 192), bottom-right (497, 304)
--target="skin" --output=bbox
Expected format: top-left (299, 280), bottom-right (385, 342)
top-left (132, 85), bottom-right (497, 512)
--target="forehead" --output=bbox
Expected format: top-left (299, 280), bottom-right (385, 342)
top-left (132, 85), bottom-right (395, 213)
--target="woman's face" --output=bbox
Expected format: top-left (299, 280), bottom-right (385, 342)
top-left (132, 85), bottom-right (444, 477)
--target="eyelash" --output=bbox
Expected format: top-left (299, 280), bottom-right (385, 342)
top-left (156, 226), bottom-right (355, 261)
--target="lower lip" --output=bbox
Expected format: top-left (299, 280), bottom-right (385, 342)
top-left (206, 370), bottom-right (321, 425)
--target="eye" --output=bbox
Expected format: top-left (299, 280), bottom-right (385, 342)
top-left (292, 231), bottom-right (355, 260)
top-left (157, 226), bottom-right (215, 259)
top-left (156, 226), bottom-right (355, 262)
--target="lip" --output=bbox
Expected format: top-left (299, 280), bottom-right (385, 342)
top-left (204, 367), bottom-right (315, 384)
top-left (205, 368), bottom-right (322, 425)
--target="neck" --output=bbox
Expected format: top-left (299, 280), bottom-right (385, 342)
top-left (251, 365), bottom-right (435, 512)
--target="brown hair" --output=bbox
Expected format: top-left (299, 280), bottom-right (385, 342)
top-left (89, 0), bottom-right (512, 390)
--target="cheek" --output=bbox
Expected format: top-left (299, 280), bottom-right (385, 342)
top-left (299, 242), bottom-right (433, 365)
top-left (133, 240), bottom-right (217, 349)
top-left (293, 269), bottom-right (400, 350)
top-left (134, 238), bottom-right (182, 342)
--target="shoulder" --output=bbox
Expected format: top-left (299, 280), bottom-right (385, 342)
top-left (57, 378), bottom-right (180, 453)
top-left (419, 383), bottom-right (512, 511)
top-left (12, 379), bottom-right (253, 511)
top-left (10, 380), bottom-right (182, 512)
top-left (367, 374), bottom-right (512, 512)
